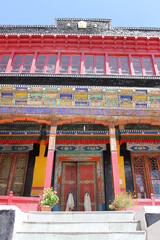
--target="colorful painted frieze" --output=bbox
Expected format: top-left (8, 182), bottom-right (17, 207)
top-left (75, 88), bottom-right (88, 106)
top-left (15, 86), bottom-right (28, 105)
top-left (1, 86), bottom-right (14, 105)
top-left (58, 87), bottom-right (74, 106)
top-left (148, 90), bottom-right (160, 108)
top-left (118, 89), bottom-right (133, 108)
top-left (43, 88), bottom-right (58, 106)
top-left (133, 89), bottom-right (147, 108)
top-left (103, 89), bottom-right (118, 107)
top-left (28, 87), bottom-right (43, 106)
top-left (0, 144), bottom-right (33, 152)
top-left (127, 143), bottom-right (160, 152)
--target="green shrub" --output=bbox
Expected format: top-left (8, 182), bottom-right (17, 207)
top-left (109, 191), bottom-right (134, 210)
top-left (40, 187), bottom-right (59, 206)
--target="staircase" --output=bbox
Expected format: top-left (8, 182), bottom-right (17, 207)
top-left (15, 211), bottom-right (146, 240)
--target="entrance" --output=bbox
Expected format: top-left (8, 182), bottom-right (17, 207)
top-left (131, 153), bottom-right (160, 199)
top-left (0, 153), bottom-right (28, 196)
top-left (60, 161), bottom-right (97, 211)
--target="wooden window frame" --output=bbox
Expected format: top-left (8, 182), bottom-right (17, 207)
top-left (131, 152), bottom-right (160, 199)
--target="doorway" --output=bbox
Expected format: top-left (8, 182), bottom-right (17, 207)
top-left (60, 161), bottom-right (97, 211)
top-left (131, 153), bottom-right (160, 199)
top-left (0, 153), bottom-right (28, 196)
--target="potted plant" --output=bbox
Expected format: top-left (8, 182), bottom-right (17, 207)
top-left (109, 191), bottom-right (134, 211)
top-left (40, 187), bottom-right (59, 211)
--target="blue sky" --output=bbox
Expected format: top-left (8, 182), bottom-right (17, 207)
top-left (0, 0), bottom-right (160, 28)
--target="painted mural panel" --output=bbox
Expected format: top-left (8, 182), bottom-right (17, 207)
top-left (43, 88), bottom-right (57, 106)
top-left (15, 86), bottom-right (28, 105)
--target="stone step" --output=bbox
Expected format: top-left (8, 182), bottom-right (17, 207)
top-left (19, 221), bottom-right (139, 232)
top-left (28, 211), bottom-right (134, 222)
top-left (15, 231), bottom-right (146, 240)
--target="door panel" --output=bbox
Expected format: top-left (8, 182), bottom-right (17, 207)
top-left (147, 156), bottom-right (160, 199)
top-left (61, 162), bottom-right (77, 211)
top-left (61, 161), bottom-right (97, 211)
top-left (0, 154), bottom-right (13, 195)
top-left (131, 153), bottom-right (160, 199)
top-left (131, 155), bottom-right (149, 198)
top-left (0, 153), bottom-right (28, 196)
top-left (77, 162), bottom-right (97, 211)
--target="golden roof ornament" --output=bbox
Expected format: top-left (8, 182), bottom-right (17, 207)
top-left (78, 21), bottom-right (87, 29)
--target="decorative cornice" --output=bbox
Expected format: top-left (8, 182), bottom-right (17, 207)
top-left (0, 17), bottom-right (160, 37)
top-left (1, 73), bottom-right (160, 80)
top-left (120, 130), bottom-right (160, 135)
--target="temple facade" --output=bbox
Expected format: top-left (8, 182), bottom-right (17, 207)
top-left (0, 18), bottom-right (160, 211)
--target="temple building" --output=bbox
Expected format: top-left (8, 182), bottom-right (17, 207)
top-left (0, 18), bottom-right (160, 211)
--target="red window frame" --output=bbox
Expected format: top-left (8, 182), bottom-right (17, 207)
top-left (0, 54), bottom-right (10, 73)
top-left (84, 55), bottom-right (105, 74)
top-left (10, 54), bottom-right (34, 73)
top-left (59, 54), bottom-right (81, 74)
top-left (35, 54), bottom-right (57, 74)
top-left (132, 56), bottom-right (154, 76)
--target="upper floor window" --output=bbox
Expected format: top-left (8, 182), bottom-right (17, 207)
top-left (120, 57), bottom-right (130, 74)
top-left (0, 52), bottom-right (156, 77)
top-left (85, 56), bottom-right (93, 74)
top-left (85, 55), bottom-right (104, 74)
top-left (143, 57), bottom-right (153, 75)
top-left (109, 56), bottom-right (118, 74)
top-left (35, 54), bottom-right (57, 73)
top-left (11, 54), bottom-right (33, 73)
top-left (71, 55), bottom-right (80, 74)
top-left (0, 54), bottom-right (10, 72)
top-left (11, 55), bottom-right (23, 72)
top-left (155, 57), bottom-right (160, 75)
top-left (60, 55), bottom-right (80, 74)
top-left (35, 55), bottom-right (46, 73)
top-left (22, 55), bottom-right (33, 73)
top-left (46, 55), bottom-right (57, 73)
top-left (95, 56), bottom-right (104, 74)
top-left (60, 55), bottom-right (69, 74)
top-left (132, 57), bottom-right (143, 75)
top-left (109, 56), bottom-right (130, 75)
top-left (132, 57), bottom-right (153, 75)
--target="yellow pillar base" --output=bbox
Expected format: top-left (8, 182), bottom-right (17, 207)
top-left (31, 140), bottom-right (47, 196)
top-left (117, 140), bottom-right (126, 192)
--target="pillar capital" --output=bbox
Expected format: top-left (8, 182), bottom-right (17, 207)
top-left (48, 122), bottom-right (57, 150)
top-left (109, 124), bottom-right (117, 151)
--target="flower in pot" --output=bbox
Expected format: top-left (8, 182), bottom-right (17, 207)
top-left (109, 191), bottom-right (134, 211)
top-left (40, 187), bottom-right (59, 211)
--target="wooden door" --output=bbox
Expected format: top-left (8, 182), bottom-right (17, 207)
top-left (77, 162), bottom-right (97, 211)
top-left (61, 161), bottom-right (97, 211)
top-left (146, 155), bottom-right (160, 199)
top-left (131, 153), bottom-right (160, 199)
top-left (0, 153), bottom-right (28, 196)
top-left (61, 162), bottom-right (77, 211)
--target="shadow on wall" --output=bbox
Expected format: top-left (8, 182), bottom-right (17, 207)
top-left (0, 210), bottom-right (15, 240)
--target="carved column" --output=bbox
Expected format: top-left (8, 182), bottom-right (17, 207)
top-left (109, 123), bottom-right (120, 195)
top-left (44, 121), bottom-right (57, 188)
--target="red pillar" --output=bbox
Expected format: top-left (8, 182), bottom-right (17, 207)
top-left (44, 122), bottom-right (57, 188)
top-left (109, 124), bottom-right (120, 195)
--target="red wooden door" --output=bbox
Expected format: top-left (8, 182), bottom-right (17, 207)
top-left (77, 162), bottom-right (97, 211)
top-left (61, 161), bottom-right (97, 211)
top-left (61, 162), bottom-right (77, 211)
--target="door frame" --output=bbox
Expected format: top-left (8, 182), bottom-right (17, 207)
top-left (60, 160), bottom-right (97, 211)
